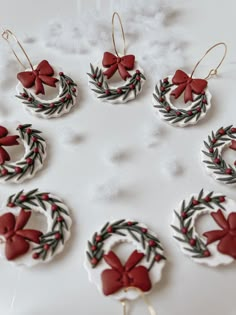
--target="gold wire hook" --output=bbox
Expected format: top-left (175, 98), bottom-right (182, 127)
top-left (121, 300), bottom-right (127, 315)
top-left (190, 42), bottom-right (227, 80)
top-left (121, 288), bottom-right (157, 315)
top-left (112, 12), bottom-right (126, 57)
top-left (1, 28), bottom-right (34, 70)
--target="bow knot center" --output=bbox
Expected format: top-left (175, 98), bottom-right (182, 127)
top-left (32, 70), bottom-right (39, 76)
top-left (117, 57), bottom-right (121, 63)
top-left (4, 230), bottom-right (15, 240)
top-left (187, 78), bottom-right (193, 84)
top-left (122, 272), bottom-right (132, 287)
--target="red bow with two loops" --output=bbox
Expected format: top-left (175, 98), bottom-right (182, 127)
top-left (17, 60), bottom-right (58, 95)
top-left (101, 250), bottom-right (152, 296)
top-left (102, 52), bottom-right (135, 80)
top-left (203, 209), bottom-right (236, 259)
top-left (171, 69), bottom-right (208, 103)
top-left (0, 126), bottom-right (19, 165)
top-left (0, 209), bottom-right (42, 260)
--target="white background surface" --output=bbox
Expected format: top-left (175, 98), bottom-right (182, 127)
top-left (0, 0), bottom-right (235, 314)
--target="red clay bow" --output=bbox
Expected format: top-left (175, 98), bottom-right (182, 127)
top-left (0, 126), bottom-right (19, 165)
top-left (171, 69), bottom-right (208, 103)
top-left (101, 250), bottom-right (152, 296)
top-left (0, 209), bottom-right (42, 260)
top-left (229, 140), bottom-right (236, 151)
top-left (17, 60), bottom-right (58, 95)
top-left (203, 209), bottom-right (236, 259)
top-left (102, 52), bottom-right (135, 80)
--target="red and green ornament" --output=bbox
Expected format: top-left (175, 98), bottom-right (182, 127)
top-left (0, 189), bottom-right (72, 266)
top-left (153, 70), bottom-right (211, 127)
top-left (84, 219), bottom-right (166, 301)
top-left (16, 60), bottom-right (77, 119)
top-left (172, 189), bottom-right (236, 266)
top-left (0, 123), bottom-right (46, 183)
top-left (202, 126), bottom-right (236, 185)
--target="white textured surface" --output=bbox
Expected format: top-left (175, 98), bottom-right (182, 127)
top-left (0, 0), bottom-right (235, 315)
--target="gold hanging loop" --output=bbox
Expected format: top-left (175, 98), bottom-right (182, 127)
top-left (121, 300), bottom-right (127, 315)
top-left (120, 288), bottom-right (157, 315)
top-left (112, 12), bottom-right (126, 57)
top-left (1, 28), bottom-right (34, 70)
top-left (191, 42), bottom-right (227, 80)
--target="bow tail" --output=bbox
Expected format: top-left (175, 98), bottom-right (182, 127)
top-left (0, 136), bottom-right (19, 146)
top-left (103, 64), bottom-right (118, 79)
top-left (170, 83), bottom-right (187, 99)
top-left (0, 146), bottom-right (11, 165)
top-left (35, 77), bottom-right (45, 95)
top-left (118, 64), bottom-right (131, 81)
top-left (16, 229), bottom-right (42, 244)
top-left (5, 235), bottom-right (29, 260)
top-left (184, 84), bottom-right (194, 103)
top-left (203, 230), bottom-right (228, 245)
top-left (39, 75), bottom-right (58, 88)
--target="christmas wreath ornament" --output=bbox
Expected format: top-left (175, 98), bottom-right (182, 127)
top-left (87, 12), bottom-right (146, 104)
top-left (2, 29), bottom-right (77, 118)
top-left (153, 42), bottom-right (227, 127)
top-left (171, 189), bottom-right (236, 267)
top-left (84, 219), bottom-right (166, 314)
top-left (202, 126), bottom-right (236, 185)
top-left (0, 122), bottom-right (46, 183)
top-left (0, 189), bottom-right (72, 266)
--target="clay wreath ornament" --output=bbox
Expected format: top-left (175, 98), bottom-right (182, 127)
top-left (0, 189), bottom-right (72, 266)
top-left (171, 189), bottom-right (236, 266)
top-left (16, 60), bottom-right (77, 119)
top-left (0, 123), bottom-right (46, 183)
top-left (153, 43), bottom-right (227, 127)
top-left (1, 29), bottom-right (77, 119)
top-left (87, 12), bottom-right (145, 104)
top-left (202, 125), bottom-right (236, 185)
top-left (84, 219), bottom-right (166, 301)
top-left (153, 70), bottom-right (211, 127)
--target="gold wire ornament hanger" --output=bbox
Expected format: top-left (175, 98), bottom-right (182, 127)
top-left (120, 288), bottom-right (157, 315)
top-left (1, 28), bottom-right (34, 70)
top-left (1, 27), bottom-right (78, 119)
top-left (112, 12), bottom-right (126, 57)
top-left (191, 42), bottom-right (227, 80)
top-left (152, 41), bottom-right (228, 127)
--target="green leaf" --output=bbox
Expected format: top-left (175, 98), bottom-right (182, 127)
top-left (128, 229), bottom-right (140, 242)
top-left (171, 225), bottom-right (181, 233)
top-left (174, 236), bottom-right (186, 243)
